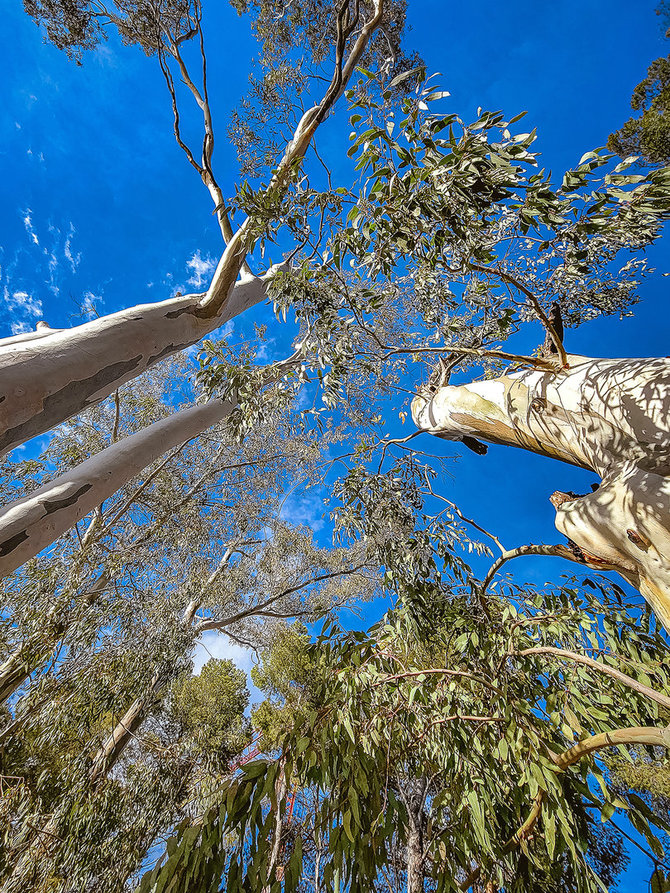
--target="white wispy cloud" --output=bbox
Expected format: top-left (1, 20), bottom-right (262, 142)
top-left (22, 209), bottom-right (39, 246)
top-left (4, 287), bottom-right (43, 336)
top-left (81, 291), bottom-right (101, 319)
top-left (192, 631), bottom-right (263, 705)
top-left (280, 488), bottom-right (326, 533)
top-left (8, 289), bottom-right (42, 318)
top-left (47, 246), bottom-right (59, 295)
top-left (255, 338), bottom-right (276, 363)
top-left (186, 250), bottom-right (216, 289)
top-left (64, 223), bottom-right (80, 273)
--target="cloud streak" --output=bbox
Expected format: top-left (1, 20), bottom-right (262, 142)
top-left (186, 250), bottom-right (216, 289)
top-left (22, 209), bottom-right (39, 246)
top-left (4, 285), bottom-right (43, 335)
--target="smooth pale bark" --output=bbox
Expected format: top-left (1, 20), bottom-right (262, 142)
top-left (0, 1), bottom-right (385, 460)
top-left (0, 322), bottom-right (62, 348)
top-left (0, 450), bottom-right (219, 706)
top-left (89, 672), bottom-right (164, 786)
top-left (0, 652), bottom-right (36, 704)
top-left (0, 397), bottom-right (235, 580)
top-left (0, 271), bottom-right (273, 458)
top-left (412, 355), bottom-right (670, 631)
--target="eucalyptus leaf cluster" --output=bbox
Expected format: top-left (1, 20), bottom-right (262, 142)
top-left (143, 576), bottom-right (670, 893)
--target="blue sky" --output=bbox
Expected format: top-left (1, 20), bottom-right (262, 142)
top-left (2, 0), bottom-right (670, 887)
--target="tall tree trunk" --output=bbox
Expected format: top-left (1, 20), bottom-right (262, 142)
top-left (264, 765), bottom-right (287, 893)
top-left (406, 814), bottom-right (425, 893)
top-left (313, 829), bottom-right (322, 893)
top-left (398, 778), bottom-right (427, 893)
top-left (88, 549), bottom-right (235, 784)
top-left (412, 354), bottom-right (670, 629)
top-left (0, 653), bottom-right (33, 704)
top-left (89, 672), bottom-right (165, 786)
top-left (0, 0), bottom-right (385, 460)
top-left (0, 273), bottom-right (273, 458)
top-left (0, 397), bottom-right (235, 580)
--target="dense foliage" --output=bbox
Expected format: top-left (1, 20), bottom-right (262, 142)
top-left (140, 580), bottom-right (670, 892)
top-left (609, 55), bottom-right (670, 165)
top-left (4, 0), bottom-right (670, 891)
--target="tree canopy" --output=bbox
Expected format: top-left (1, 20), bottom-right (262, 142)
top-left (2, 1), bottom-right (670, 891)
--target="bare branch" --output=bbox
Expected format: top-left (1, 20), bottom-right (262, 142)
top-left (470, 263), bottom-right (568, 367)
top-left (480, 543), bottom-right (592, 594)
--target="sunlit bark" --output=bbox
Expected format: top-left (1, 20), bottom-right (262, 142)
top-left (412, 354), bottom-right (670, 630)
top-left (0, 272), bottom-right (273, 458)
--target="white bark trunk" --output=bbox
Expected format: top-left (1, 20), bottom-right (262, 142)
top-left (0, 271), bottom-right (273, 457)
top-left (89, 672), bottom-right (163, 786)
top-left (412, 355), bottom-right (670, 630)
top-left (0, 397), bottom-right (235, 580)
top-left (0, 1), bottom-right (385, 460)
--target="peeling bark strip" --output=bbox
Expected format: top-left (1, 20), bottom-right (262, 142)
top-left (0, 398), bottom-right (235, 580)
top-left (412, 355), bottom-right (670, 631)
top-left (0, 271), bottom-right (274, 457)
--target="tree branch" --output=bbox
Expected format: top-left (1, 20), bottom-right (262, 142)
top-left (470, 263), bottom-right (568, 366)
top-left (194, 563), bottom-right (367, 632)
top-left (460, 725), bottom-right (670, 890)
top-left (515, 646), bottom-right (670, 710)
top-left (200, 0), bottom-right (385, 316)
top-left (383, 343), bottom-right (558, 371)
top-left (480, 544), bottom-right (583, 594)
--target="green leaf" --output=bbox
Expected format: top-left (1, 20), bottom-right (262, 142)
top-left (544, 810), bottom-right (556, 860)
top-left (343, 810), bottom-right (355, 844)
top-left (388, 66), bottom-right (424, 89)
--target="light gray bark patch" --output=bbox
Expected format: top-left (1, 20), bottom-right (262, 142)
top-left (0, 482), bottom-right (94, 557)
top-left (0, 357), bottom-right (143, 454)
top-left (41, 483), bottom-right (93, 515)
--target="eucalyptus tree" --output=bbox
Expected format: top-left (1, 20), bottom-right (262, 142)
top-left (10, 0), bottom-right (670, 640)
top-left (140, 569), bottom-right (670, 893)
top-left (2, 0), bottom-right (411, 457)
top-left (7, 2), bottom-right (670, 886)
top-left (0, 0), bottom-right (424, 627)
top-left (0, 652), bottom-right (252, 893)
top-left (0, 352), bottom-right (377, 892)
top-left (242, 75), bottom-right (670, 630)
